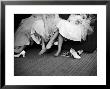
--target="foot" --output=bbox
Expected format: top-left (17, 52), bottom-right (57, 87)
top-left (14, 50), bottom-right (26, 58)
top-left (14, 54), bottom-right (20, 57)
top-left (54, 52), bottom-right (60, 57)
top-left (38, 48), bottom-right (46, 55)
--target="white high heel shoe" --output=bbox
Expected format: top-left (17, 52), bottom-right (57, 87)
top-left (77, 50), bottom-right (83, 55)
top-left (70, 48), bottom-right (81, 59)
top-left (14, 50), bottom-right (26, 58)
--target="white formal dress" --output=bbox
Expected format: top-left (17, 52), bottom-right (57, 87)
top-left (56, 14), bottom-right (94, 41)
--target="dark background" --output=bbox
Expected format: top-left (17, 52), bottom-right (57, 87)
top-left (14, 14), bottom-right (31, 32)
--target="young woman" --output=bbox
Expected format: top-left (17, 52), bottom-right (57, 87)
top-left (14, 14), bottom-right (46, 57)
top-left (46, 14), bottom-right (95, 58)
top-left (14, 14), bottom-right (60, 57)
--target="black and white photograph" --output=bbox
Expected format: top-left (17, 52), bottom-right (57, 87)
top-left (3, 3), bottom-right (107, 85)
top-left (14, 14), bottom-right (97, 76)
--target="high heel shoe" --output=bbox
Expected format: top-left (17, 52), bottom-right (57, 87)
top-left (77, 50), bottom-right (83, 55)
top-left (70, 48), bottom-right (81, 59)
top-left (14, 50), bottom-right (26, 58)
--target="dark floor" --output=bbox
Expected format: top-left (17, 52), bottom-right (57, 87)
top-left (14, 43), bottom-right (97, 76)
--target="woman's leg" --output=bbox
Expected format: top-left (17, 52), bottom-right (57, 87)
top-left (38, 37), bottom-right (47, 55)
top-left (54, 34), bottom-right (63, 56)
top-left (46, 30), bottom-right (59, 49)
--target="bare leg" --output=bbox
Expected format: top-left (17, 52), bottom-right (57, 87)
top-left (54, 34), bottom-right (63, 56)
top-left (38, 37), bottom-right (46, 55)
top-left (46, 30), bottom-right (59, 49)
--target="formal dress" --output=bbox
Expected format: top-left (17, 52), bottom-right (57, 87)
top-left (56, 14), bottom-right (94, 41)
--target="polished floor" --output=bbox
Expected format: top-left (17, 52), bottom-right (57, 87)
top-left (14, 44), bottom-right (97, 76)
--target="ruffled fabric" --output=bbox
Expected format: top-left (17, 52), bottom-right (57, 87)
top-left (42, 14), bottom-right (60, 41)
top-left (57, 19), bottom-right (82, 41)
top-left (14, 16), bottom-right (36, 47)
top-left (14, 14), bottom-right (95, 48)
top-left (14, 14), bottom-right (60, 47)
top-left (68, 14), bottom-right (94, 41)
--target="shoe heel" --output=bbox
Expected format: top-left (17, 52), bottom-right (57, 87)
top-left (20, 50), bottom-right (25, 57)
top-left (22, 54), bottom-right (25, 57)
